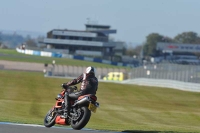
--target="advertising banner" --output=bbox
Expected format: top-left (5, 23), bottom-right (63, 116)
top-left (157, 42), bottom-right (200, 53)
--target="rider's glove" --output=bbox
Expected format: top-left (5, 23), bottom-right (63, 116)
top-left (62, 83), bottom-right (68, 89)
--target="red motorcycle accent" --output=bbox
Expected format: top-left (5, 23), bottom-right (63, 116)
top-left (55, 99), bottom-right (64, 108)
top-left (44, 87), bottom-right (99, 130)
top-left (78, 94), bottom-right (97, 101)
top-left (55, 116), bottom-right (69, 125)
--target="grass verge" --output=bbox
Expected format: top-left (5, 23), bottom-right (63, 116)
top-left (0, 49), bottom-right (125, 68)
top-left (0, 70), bottom-right (200, 133)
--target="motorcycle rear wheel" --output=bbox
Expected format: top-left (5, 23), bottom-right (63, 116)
top-left (71, 106), bottom-right (91, 130)
top-left (44, 108), bottom-right (57, 128)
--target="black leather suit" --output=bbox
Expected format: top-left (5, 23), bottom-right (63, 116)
top-left (64, 73), bottom-right (98, 111)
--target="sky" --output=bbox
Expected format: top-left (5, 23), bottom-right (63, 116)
top-left (1, 0), bottom-right (200, 46)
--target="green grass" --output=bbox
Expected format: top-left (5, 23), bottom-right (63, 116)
top-left (0, 70), bottom-right (200, 133)
top-left (0, 49), bottom-right (125, 68)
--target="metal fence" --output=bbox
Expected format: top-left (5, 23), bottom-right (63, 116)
top-left (46, 65), bottom-right (129, 79)
top-left (46, 62), bottom-right (200, 84)
top-left (130, 62), bottom-right (200, 83)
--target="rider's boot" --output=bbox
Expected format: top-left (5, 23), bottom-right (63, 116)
top-left (61, 105), bottom-right (70, 118)
top-left (61, 91), bottom-right (70, 118)
top-left (66, 105), bottom-right (70, 116)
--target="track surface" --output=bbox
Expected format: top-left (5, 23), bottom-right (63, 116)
top-left (0, 123), bottom-right (122, 133)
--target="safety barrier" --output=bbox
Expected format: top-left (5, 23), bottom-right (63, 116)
top-left (122, 78), bottom-right (200, 92)
top-left (16, 48), bottom-right (129, 67)
top-left (16, 48), bottom-right (62, 58)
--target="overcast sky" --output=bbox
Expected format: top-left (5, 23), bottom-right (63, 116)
top-left (0, 0), bottom-right (200, 45)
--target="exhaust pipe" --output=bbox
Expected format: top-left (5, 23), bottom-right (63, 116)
top-left (75, 96), bottom-right (90, 106)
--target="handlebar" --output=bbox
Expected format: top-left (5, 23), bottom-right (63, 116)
top-left (62, 86), bottom-right (78, 93)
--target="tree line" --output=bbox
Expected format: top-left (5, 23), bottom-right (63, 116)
top-left (126, 31), bottom-right (200, 57)
top-left (0, 32), bottom-right (25, 48)
top-left (0, 32), bottom-right (43, 49)
top-left (1, 31), bottom-right (200, 58)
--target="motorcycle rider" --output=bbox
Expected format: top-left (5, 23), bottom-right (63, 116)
top-left (61, 66), bottom-right (98, 117)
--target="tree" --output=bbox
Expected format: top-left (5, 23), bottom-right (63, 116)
top-left (174, 31), bottom-right (200, 44)
top-left (25, 35), bottom-right (31, 41)
top-left (125, 45), bottom-right (142, 56)
top-left (25, 39), bottom-right (37, 47)
top-left (0, 32), bottom-right (1, 47)
top-left (143, 33), bottom-right (165, 56)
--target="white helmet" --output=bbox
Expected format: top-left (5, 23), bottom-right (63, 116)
top-left (85, 66), bottom-right (95, 75)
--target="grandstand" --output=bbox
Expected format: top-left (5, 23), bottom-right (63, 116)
top-left (40, 23), bottom-right (125, 61)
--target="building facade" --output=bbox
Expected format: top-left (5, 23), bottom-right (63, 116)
top-left (155, 42), bottom-right (200, 64)
top-left (42, 23), bottom-right (125, 60)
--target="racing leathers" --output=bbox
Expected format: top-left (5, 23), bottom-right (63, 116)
top-left (63, 73), bottom-right (98, 115)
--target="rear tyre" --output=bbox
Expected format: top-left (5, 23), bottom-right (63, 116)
top-left (71, 106), bottom-right (91, 130)
top-left (44, 108), bottom-right (57, 128)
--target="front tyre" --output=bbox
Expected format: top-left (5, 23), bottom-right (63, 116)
top-left (44, 108), bottom-right (57, 128)
top-left (71, 106), bottom-right (91, 130)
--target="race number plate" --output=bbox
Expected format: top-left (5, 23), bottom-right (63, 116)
top-left (88, 103), bottom-right (97, 113)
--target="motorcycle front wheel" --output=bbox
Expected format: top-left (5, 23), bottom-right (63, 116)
top-left (71, 106), bottom-right (91, 130)
top-left (44, 108), bottom-right (57, 128)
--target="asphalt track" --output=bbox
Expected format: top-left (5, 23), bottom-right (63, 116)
top-left (0, 122), bottom-right (123, 133)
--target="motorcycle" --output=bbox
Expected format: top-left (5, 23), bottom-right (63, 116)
top-left (44, 86), bottom-right (99, 130)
